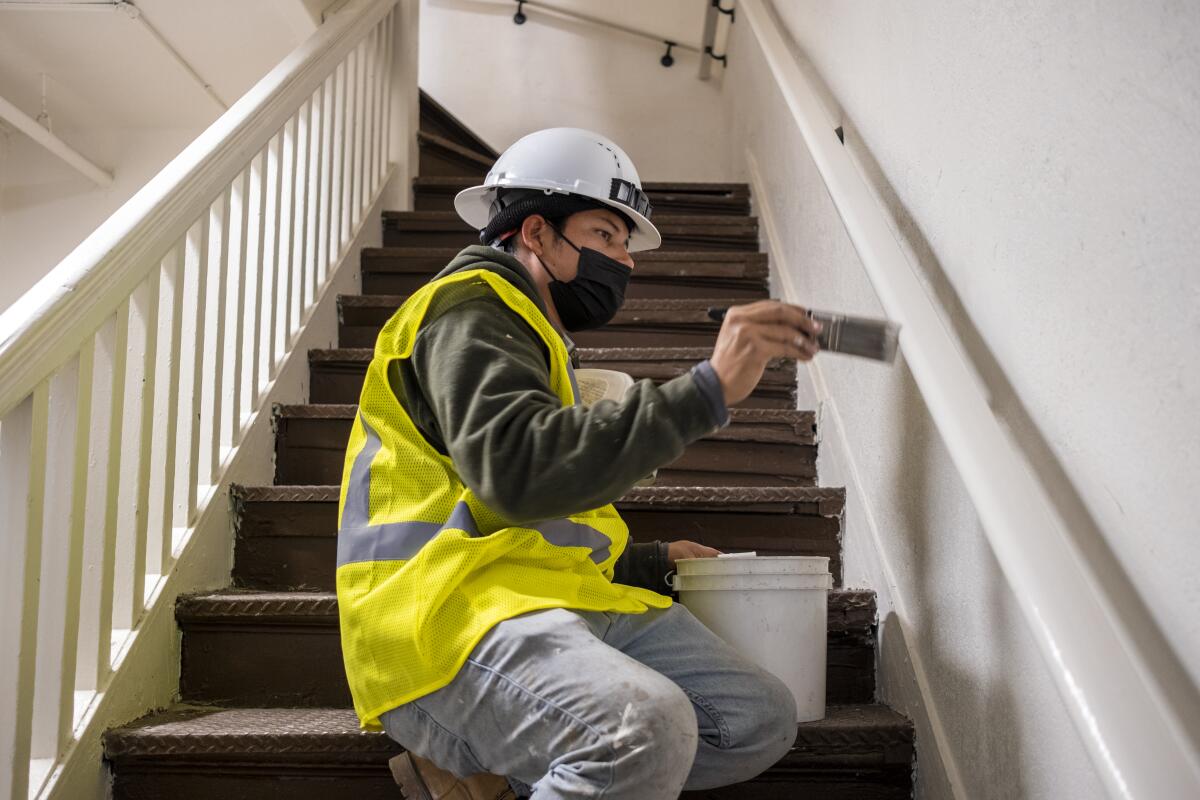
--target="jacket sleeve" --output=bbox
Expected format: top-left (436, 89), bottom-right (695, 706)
top-left (407, 296), bottom-right (726, 525)
top-left (611, 540), bottom-right (673, 593)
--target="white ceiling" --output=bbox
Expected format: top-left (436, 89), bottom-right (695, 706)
top-left (0, 0), bottom-right (322, 131)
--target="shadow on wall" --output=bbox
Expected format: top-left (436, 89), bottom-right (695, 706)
top-left (880, 371), bottom-right (1027, 797)
top-left (835, 106), bottom-right (1195, 710)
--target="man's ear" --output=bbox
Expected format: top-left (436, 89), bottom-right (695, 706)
top-left (521, 214), bottom-right (547, 256)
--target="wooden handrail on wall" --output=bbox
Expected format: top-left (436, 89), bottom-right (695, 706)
top-left (738, 0), bottom-right (1200, 797)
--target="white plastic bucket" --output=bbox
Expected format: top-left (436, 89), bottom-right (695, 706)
top-left (672, 556), bottom-right (831, 723)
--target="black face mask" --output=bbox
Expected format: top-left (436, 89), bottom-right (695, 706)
top-left (539, 227), bottom-right (632, 332)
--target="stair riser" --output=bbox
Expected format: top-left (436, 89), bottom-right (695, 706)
top-left (275, 417), bottom-right (816, 487)
top-left (112, 772), bottom-right (401, 800)
top-left (309, 358), bottom-right (796, 407)
top-left (381, 229), bottom-right (760, 252)
top-left (361, 271), bottom-right (770, 300)
top-left (178, 626), bottom-right (872, 708)
top-left (418, 143), bottom-right (489, 178)
top-left (338, 322), bottom-right (721, 349)
top-left (232, 503), bottom-right (843, 591)
top-left (413, 188), bottom-right (751, 217)
top-left (420, 92), bottom-right (498, 159)
top-left (381, 218), bottom-right (760, 252)
top-left (112, 761), bottom-right (910, 800)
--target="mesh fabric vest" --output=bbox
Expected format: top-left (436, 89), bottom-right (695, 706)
top-left (336, 268), bottom-right (672, 729)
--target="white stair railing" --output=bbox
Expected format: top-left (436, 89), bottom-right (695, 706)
top-left (0, 0), bottom-right (404, 796)
top-left (738, 0), bottom-right (1200, 797)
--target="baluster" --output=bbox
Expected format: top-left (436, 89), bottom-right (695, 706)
top-left (363, 28), bottom-right (379, 205)
top-left (202, 188), bottom-right (231, 486)
top-left (382, 10), bottom-right (395, 171)
top-left (328, 61), bottom-right (346, 270)
top-left (349, 43), bottom-right (365, 231)
top-left (0, 384), bottom-right (49, 799)
top-left (374, 20), bottom-right (389, 192)
top-left (184, 215), bottom-right (211, 521)
top-left (292, 100), bottom-right (312, 330)
top-left (114, 274), bottom-right (158, 631)
top-left (306, 84), bottom-right (325, 307)
top-left (340, 49), bottom-right (358, 249)
top-left (278, 117), bottom-right (298, 358)
top-left (29, 361), bottom-right (84, 786)
top-left (263, 133), bottom-right (284, 381)
top-left (247, 148), bottom-right (268, 409)
top-left (60, 342), bottom-right (93, 751)
top-left (316, 74), bottom-right (334, 288)
top-left (148, 246), bottom-right (184, 576)
top-left (76, 320), bottom-right (118, 695)
top-left (99, 307), bottom-right (129, 671)
top-left (112, 292), bottom-right (148, 637)
top-left (229, 167), bottom-right (251, 444)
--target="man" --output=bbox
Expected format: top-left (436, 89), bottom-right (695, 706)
top-left (336, 128), bottom-right (822, 800)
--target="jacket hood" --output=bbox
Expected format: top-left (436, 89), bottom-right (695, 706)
top-left (434, 245), bottom-right (550, 319)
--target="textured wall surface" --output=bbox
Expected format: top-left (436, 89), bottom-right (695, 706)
top-left (418, 0), bottom-right (735, 180)
top-left (724, 1), bottom-right (1199, 797)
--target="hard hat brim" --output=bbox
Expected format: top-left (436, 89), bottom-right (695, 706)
top-left (455, 184), bottom-right (663, 252)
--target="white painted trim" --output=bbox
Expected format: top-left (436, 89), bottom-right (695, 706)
top-left (32, 166), bottom-right (397, 800)
top-left (0, 94), bottom-right (112, 186)
top-left (745, 148), bottom-right (966, 799)
top-left (739, 1), bottom-right (1200, 797)
top-left (0, 0), bottom-right (396, 417)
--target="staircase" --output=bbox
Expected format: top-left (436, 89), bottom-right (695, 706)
top-left (102, 92), bottom-right (915, 799)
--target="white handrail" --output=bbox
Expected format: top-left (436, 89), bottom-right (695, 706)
top-left (0, 0), bottom-right (400, 796)
top-left (738, 0), bottom-right (1200, 797)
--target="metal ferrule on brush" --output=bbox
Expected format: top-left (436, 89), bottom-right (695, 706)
top-left (806, 310), bottom-right (900, 363)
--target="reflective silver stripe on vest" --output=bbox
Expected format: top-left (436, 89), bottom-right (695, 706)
top-left (338, 413), bottom-right (611, 567)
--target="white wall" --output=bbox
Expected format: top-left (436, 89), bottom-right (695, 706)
top-left (0, 127), bottom-right (200, 311)
top-left (418, 0), bottom-right (735, 180)
top-left (725, 1), bottom-right (1199, 797)
top-left (0, 0), bottom-right (318, 314)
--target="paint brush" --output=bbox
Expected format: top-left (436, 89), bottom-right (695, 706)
top-left (706, 306), bottom-right (900, 364)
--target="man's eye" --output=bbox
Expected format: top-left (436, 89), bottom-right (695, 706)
top-left (597, 229), bottom-right (611, 241)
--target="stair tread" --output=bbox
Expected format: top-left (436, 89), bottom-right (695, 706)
top-left (105, 704), bottom-right (910, 762)
top-left (233, 483), bottom-right (844, 507)
top-left (177, 589), bottom-right (876, 631)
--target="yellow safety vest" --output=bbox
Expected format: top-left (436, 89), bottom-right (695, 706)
top-left (336, 268), bottom-right (672, 730)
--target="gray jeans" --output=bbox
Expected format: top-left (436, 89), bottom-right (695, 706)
top-left (379, 603), bottom-right (797, 799)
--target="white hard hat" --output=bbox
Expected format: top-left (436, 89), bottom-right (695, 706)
top-left (454, 127), bottom-right (662, 252)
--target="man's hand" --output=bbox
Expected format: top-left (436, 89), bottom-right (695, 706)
top-left (667, 540), bottom-right (722, 566)
top-left (710, 301), bottom-right (822, 407)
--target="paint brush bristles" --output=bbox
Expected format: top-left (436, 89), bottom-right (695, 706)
top-left (706, 306), bottom-right (900, 363)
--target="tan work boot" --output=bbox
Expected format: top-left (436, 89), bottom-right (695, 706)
top-left (389, 751), bottom-right (518, 800)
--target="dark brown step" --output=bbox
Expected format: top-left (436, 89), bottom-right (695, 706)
top-left (274, 405), bottom-right (815, 488)
top-left (338, 297), bottom-right (741, 349)
top-left (308, 346), bottom-right (797, 408)
top-left (381, 211), bottom-right (760, 252)
top-left (413, 176), bottom-right (752, 216)
top-left (359, 247), bottom-right (770, 299)
top-left (177, 590), bottom-right (875, 708)
top-left (416, 130), bottom-right (493, 177)
top-left (105, 705), bottom-right (912, 800)
top-left (419, 90), bottom-right (498, 160)
top-left (230, 484), bottom-right (845, 592)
